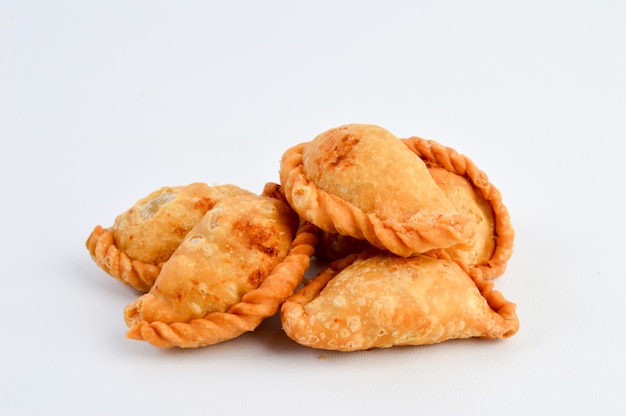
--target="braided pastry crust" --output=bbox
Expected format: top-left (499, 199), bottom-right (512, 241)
top-left (281, 250), bottom-right (518, 351)
top-left (279, 124), bottom-right (474, 257)
top-left (124, 185), bottom-right (319, 348)
top-left (86, 225), bottom-right (162, 292)
top-left (402, 137), bottom-right (514, 279)
top-left (310, 137), bottom-right (514, 280)
top-left (126, 222), bottom-right (318, 348)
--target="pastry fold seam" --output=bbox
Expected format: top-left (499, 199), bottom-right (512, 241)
top-left (281, 250), bottom-right (519, 351)
top-left (280, 142), bottom-right (471, 257)
top-left (125, 222), bottom-right (319, 348)
top-left (402, 137), bottom-right (515, 279)
top-left (86, 225), bottom-right (162, 292)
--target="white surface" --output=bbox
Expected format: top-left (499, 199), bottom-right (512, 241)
top-left (2, 1), bottom-right (625, 415)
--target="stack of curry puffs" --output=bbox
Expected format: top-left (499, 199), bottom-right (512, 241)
top-left (86, 124), bottom-right (518, 351)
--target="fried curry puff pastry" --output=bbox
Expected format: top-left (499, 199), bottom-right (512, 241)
top-left (309, 135), bottom-right (514, 279)
top-left (281, 251), bottom-right (518, 351)
top-left (124, 184), bottom-right (318, 348)
top-left (280, 124), bottom-right (474, 257)
top-left (86, 183), bottom-right (252, 291)
top-left (402, 137), bottom-right (514, 279)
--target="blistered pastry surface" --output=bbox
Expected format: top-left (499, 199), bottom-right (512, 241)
top-left (124, 193), bottom-right (298, 326)
top-left (86, 183), bottom-right (253, 291)
top-left (280, 124), bottom-right (475, 257)
top-left (112, 183), bottom-right (252, 264)
top-left (281, 253), bottom-right (518, 351)
top-left (302, 124), bottom-right (458, 223)
top-left (85, 124), bottom-right (518, 350)
top-left (125, 222), bottom-right (318, 348)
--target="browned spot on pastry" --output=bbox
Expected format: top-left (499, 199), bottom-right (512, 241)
top-left (171, 225), bottom-right (188, 237)
top-left (233, 220), bottom-right (278, 257)
top-left (194, 197), bottom-right (214, 212)
top-left (317, 128), bottom-right (360, 169)
top-left (247, 269), bottom-right (263, 287)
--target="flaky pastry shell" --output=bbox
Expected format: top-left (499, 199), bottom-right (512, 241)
top-left (313, 138), bottom-right (514, 280)
top-left (401, 137), bottom-right (514, 279)
top-left (281, 251), bottom-right (518, 351)
top-left (86, 183), bottom-right (252, 291)
top-left (279, 124), bottom-right (474, 257)
top-left (124, 184), bottom-right (319, 348)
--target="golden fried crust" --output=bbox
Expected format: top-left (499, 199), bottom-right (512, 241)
top-left (280, 124), bottom-right (474, 257)
top-left (303, 124), bottom-right (455, 223)
top-left (112, 183), bottom-right (252, 264)
top-left (85, 225), bottom-right (162, 292)
top-left (312, 167), bottom-right (498, 265)
top-left (281, 252), bottom-right (518, 351)
top-left (428, 167), bottom-right (495, 267)
top-left (86, 183), bottom-right (252, 291)
top-left (123, 188), bottom-right (317, 348)
top-left (125, 193), bottom-right (298, 325)
top-left (402, 137), bottom-right (514, 279)
top-left (124, 222), bottom-right (319, 348)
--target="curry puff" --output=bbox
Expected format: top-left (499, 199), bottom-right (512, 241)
top-left (86, 183), bottom-right (252, 291)
top-left (309, 135), bottom-right (514, 280)
top-left (280, 124), bottom-right (474, 257)
top-left (281, 251), bottom-right (518, 351)
top-left (123, 184), bottom-right (318, 348)
top-left (402, 137), bottom-right (514, 279)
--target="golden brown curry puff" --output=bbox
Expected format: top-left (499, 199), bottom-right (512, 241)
top-left (123, 184), bottom-right (318, 348)
top-left (402, 137), bottom-right (514, 279)
top-left (280, 124), bottom-right (475, 257)
top-left (281, 251), bottom-right (518, 351)
top-left (86, 183), bottom-right (252, 291)
top-left (310, 136), bottom-right (513, 280)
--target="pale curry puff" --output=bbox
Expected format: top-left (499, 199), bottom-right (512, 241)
top-left (86, 183), bottom-right (252, 292)
top-left (279, 124), bottom-right (476, 258)
top-left (281, 251), bottom-right (518, 352)
top-left (124, 184), bottom-right (318, 348)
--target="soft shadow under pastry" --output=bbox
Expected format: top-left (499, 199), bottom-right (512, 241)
top-left (124, 184), bottom-right (318, 348)
top-left (314, 231), bottom-right (374, 261)
top-left (86, 183), bottom-right (252, 291)
top-left (281, 251), bottom-right (518, 351)
top-left (280, 124), bottom-right (474, 257)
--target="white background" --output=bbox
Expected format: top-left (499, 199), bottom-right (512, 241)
top-left (1, 1), bottom-right (625, 415)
